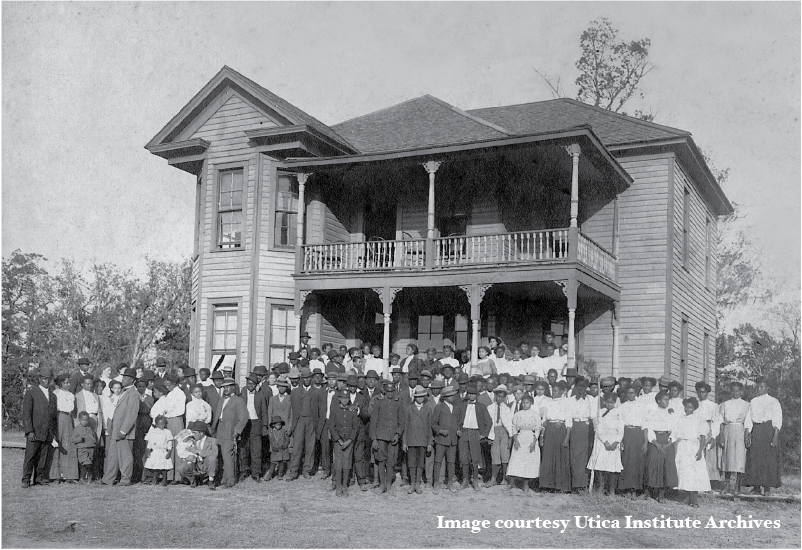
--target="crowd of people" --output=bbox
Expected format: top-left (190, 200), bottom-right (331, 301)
top-left (21, 333), bottom-right (783, 506)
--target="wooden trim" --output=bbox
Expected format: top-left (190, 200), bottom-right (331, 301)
top-left (147, 138), bottom-right (210, 157)
top-left (664, 153), bottom-right (676, 377)
top-left (167, 152), bottom-right (207, 167)
top-left (193, 160), bottom-right (206, 371)
top-left (247, 153), bottom-right (263, 372)
top-left (210, 160), bottom-right (249, 254)
top-left (270, 168), bottom-right (300, 251)
top-left (206, 297), bottom-right (244, 384)
top-left (264, 297), bottom-right (295, 368)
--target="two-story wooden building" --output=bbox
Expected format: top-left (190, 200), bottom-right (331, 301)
top-left (146, 66), bottom-right (732, 394)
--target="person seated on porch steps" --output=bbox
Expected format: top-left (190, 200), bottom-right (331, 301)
top-left (399, 344), bottom-right (424, 383)
top-left (326, 352), bottom-right (346, 374)
top-left (439, 345), bottom-right (460, 374)
top-left (422, 348), bottom-right (443, 378)
top-left (308, 348), bottom-right (327, 373)
top-left (321, 343), bottom-right (334, 362)
top-left (525, 344), bottom-right (547, 380)
top-left (492, 345), bottom-right (509, 375)
top-left (472, 346), bottom-right (496, 377)
top-left (364, 345), bottom-right (386, 381)
top-left (506, 348), bottom-right (526, 378)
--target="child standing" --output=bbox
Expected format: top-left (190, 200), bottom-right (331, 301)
top-left (71, 411), bottom-right (98, 483)
top-left (588, 393), bottom-right (624, 495)
top-left (144, 415), bottom-right (174, 486)
top-left (185, 384), bottom-right (212, 426)
top-left (266, 416), bottom-right (292, 481)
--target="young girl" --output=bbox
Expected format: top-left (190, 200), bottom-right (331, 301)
top-left (50, 374), bottom-right (80, 483)
top-left (506, 393), bottom-right (542, 496)
top-left (672, 397), bottom-right (710, 507)
top-left (644, 391), bottom-right (678, 502)
top-left (717, 381), bottom-right (749, 494)
top-left (588, 393), bottom-right (624, 495)
top-left (144, 415), bottom-right (174, 486)
top-left (473, 346), bottom-right (497, 377)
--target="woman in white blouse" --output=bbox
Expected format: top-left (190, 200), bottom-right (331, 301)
top-left (644, 391), bottom-right (678, 502)
top-left (717, 381), bottom-right (750, 494)
top-left (50, 374), bottom-right (80, 482)
top-left (744, 376), bottom-right (783, 495)
top-left (672, 397), bottom-right (710, 507)
top-left (617, 385), bottom-right (648, 499)
top-left (538, 381), bottom-right (572, 492)
top-left (100, 380), bottom-right (122, 436)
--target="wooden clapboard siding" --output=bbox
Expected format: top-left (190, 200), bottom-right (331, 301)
top-left (669, 160), bottom-right (718, 396)
top-left (613, 154), bottom-right (671, 379)
top-left (578, 305), bottom-right (613, 375)
top-left (398, 195), bottom-right (428, 238)
top-left (581, 192), bottom-right (615, 252)
top-left (191, 92), bottom-right (280, 383)
top-left (469, 194), bottom-right (504, 235)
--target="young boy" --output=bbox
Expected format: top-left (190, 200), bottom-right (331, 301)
top-left (485, 385), bottom-right (513, 487)
top-left (186, 384), bottom-right (213, 426)
top-left (330, 389), bottom-right (360, 497)
top-left (457, 384), bottom-right (492, 491)
top-left (71, 411), bottom-right (98, 483)
top-left (266, 416), bottom-right (292, 481)
top-left (431, 386), bottom-right (461, 494)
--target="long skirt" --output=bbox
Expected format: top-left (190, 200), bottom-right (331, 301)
top-left (744, 422), bottom-right (781, 488)
top-left (588, 439), bottom-right (623, 473)
top-left (49, 413), bottom-right (79, 480)
top-left (645, 431), bottom-right (678, 488)
top-left (569, 421), bottom-right (590, 488)
top-left (718, 423), bottom-right (746, 473)
top-left (540, 422), bottom-right (570, 491)
top-left (618, 426), bottom-right (645, 490)
top-left (507, 429), bottom-right (540, 479)
top-left (675, 439), bottom-right (711, 492)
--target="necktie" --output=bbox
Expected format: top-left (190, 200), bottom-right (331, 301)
top-left (515, 402), bottom-right (519, 413)
top-left (496, 404), bottom-right (501, 423)
top-left (602, 409), bottom-right (611, 418)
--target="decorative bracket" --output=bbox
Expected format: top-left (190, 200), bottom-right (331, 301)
top-left (459, 283), bottom-right (493, 303)
top-left (564, 144), bottom-right (581, 157)
top-left (422, 160), bottom-right (442, 175)
top-left (298, 290), bottom-right (313, 310)
top-left (554, 280), bottom-right (568, 298)
top-left (371, 287), bottom-right (402, 309)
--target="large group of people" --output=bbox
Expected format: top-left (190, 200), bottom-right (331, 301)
top-left (21, 335), bottom-right (783, 506)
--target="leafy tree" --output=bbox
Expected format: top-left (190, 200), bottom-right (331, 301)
top-left (575, 18), bottom-right (654, 118)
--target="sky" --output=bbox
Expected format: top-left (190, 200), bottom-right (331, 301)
top-left (3, 2), bottom-right (800, 330)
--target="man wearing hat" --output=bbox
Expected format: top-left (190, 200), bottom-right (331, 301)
top-left (204, 371), bottom-right (224, 413)
top-left (326, 352), bottom-right (345, 374)
top-left (286, 367), bottom-right (319, 480)
top-left (154, 357), bottom-right (168, 380)
top-left (431, 385), bottom-right (462, 494)
top-left (657, 375), bottom-right (672, 393)
top-left (69, 357), bottom-right (92, 393)
top-left (402, 385), bottom-right (433, 494)
top-left (457, 384), bottom-right (492, 491)
top-left (210, 377), bottom-right (248, 488)
top-left (441, 363), bottom-right (458, 390)
top-left (102, 367), bottom-right (140, 486)
top-left (180, 367), bottom-right (198, 403)
top-left (457, 372), bottom-right (470, 401)
top-left (317, 371), bottom-right (340, 480)
top-left (422, 348), bottom-right (442, 378)
top-left (485, 384), bottom-right (513, 488)
top-left (21, 366), bottom-right (58, 487)
top-left (266, 375), bottom-right (292, 472)
top-left (329, 389), bottom-right (360, 497)
top-left (178, 421), bottom-right (218, 490)
top-left (299, 331), bottom-right (311, 353)
top-left (240, 372), bottom-right (270, 482)
top-left (370, 380), bottom-right (405, 494)
top-left (345, 374), bottom-right (370, 489)
top-left (287, 367), bottom-right (301, 390)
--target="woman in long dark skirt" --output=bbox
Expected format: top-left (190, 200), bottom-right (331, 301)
top-left (539, 381), bottom-right (572, 492)
top-left (744, 377), bottom-right (782, 495)
top-left (616, 384), bottom-right (647, 499)
top-left (644, 391), bottom-right (678, 502)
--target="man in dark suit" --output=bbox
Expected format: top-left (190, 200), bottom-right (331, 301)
top-left (286, 367), bottom-right (319, 481)
top-left (102, 367), bottom-right (140, 486)
top-left (204, 370), bottom-right (224, 413)
top-left (239, 372), bottom-right (269, 482)
top-left (21, 366), bottom-right (58, 488)
top-left (370, 380), bottom-right (405, 494)
top-left (154, 357), bottom-right (169, 381)
top-left (345, 374), bottom-right (370, 489)
top-left (431, 385), bottom-right (462, 494)
top-left (68, 357), bottom-right (92, 393)
top-left (210, 377), bottom-right (248, 488)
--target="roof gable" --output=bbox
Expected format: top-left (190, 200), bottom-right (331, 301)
top-left (468, 98), bottom-right (690, 147)
top-left (331, 95), bottom-right (510, 154)
top-left (145, 66), bottom-right (357, 154)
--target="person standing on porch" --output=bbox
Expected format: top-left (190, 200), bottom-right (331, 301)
top-left (717, 381), bottom-right (749, 494)
top-left (364, 345), bottom-right (385, 381)
top-left (440, 345), bottom-right (460, 374)
top-left (400, 344), bottom-right (424, 383)
top-left (744, 377), bottom-right (782, 495)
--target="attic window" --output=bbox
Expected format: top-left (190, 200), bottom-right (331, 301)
top-left (218, 168), bottom-right (243, 249)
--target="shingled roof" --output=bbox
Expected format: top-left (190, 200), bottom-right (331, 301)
top-left (468, 98), bottom-right (690, 146)
top-left (331, 95), bottom-right (512, 154)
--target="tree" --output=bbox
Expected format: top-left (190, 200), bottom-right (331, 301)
top-left (575, 18), bottom-right (654, 117)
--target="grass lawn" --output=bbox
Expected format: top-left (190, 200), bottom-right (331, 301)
top-left (1, 447), bottom-right (799, 549)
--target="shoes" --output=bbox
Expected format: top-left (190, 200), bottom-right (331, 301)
top-left (407, 485), bottom-right (415, 494)
top-left (374, 486), bottom-right (386, 495)
top-left (285, 475), bottom-right (299, 482)
top-left (118, 482), bottom-right (132, 487)
top-left (252, 476), bottom-right (262, 483)
top-left (21, 480), bottom-right (30, 489)
top-left (483, 480), bottom-right (499, 488)
top-left (321, 472), bottom-right (331, 480)
top-left (360, 483), bottom-right (368, 492)
top-left (459, 481), bottom-right (470, 491)
top-left (432, 484), bottom-right (440, 494)
top-left (303, 472), bottom-right (311, 480)
top-left (448, 483), bottom-right (458, 494)
top-left (222, 483), bottom-right (235, 489)
top-left (415, 484), bottom-right (423, 495)
top-left (190, 478), bottom-right (197, 489)
top-left (328, 483), bottom-right (337, 491)
top-left (65, 480), bottom-right (79, 484)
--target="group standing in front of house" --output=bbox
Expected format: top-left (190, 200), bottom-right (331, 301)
top-left (21, 335), bottom-right (783, 506)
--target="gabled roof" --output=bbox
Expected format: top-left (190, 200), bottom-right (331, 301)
top-left (468, 98), bottom-right (690, 147)
top-left (331, 95), bottom-right (511, 154)
top-left (145, 66), bottom-right (357, 155)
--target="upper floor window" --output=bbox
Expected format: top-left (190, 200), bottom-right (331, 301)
top-left (217, 168), bottom-right (243, 249)
top-left (682, 188), bottom-right (690, 267)
top-left (274, 173), bottom-right (298, 247)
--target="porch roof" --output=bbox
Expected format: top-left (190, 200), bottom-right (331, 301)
top-left (281, 125), bottom-right (633, 192)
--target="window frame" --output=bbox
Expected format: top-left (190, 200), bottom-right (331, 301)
top-left (272, 171), bottom-right (299, 250)
top-left (212, 162), bottom-right (247, 252)
top-left (266, 299), bottom-right (296, 367)
top-left (207, 299), bottom-right (242, 379)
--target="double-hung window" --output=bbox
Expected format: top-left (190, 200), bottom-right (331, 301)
top-left (218, 168), bottom-right (243, 249)
top-left (274, 173), bottom-right (298, 247)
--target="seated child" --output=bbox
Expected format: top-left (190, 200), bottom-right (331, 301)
top-left (144, 415), bottom-right (174, 486)
top-left (70, 411), bottom-right (98, 483)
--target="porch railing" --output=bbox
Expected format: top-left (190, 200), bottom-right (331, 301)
top-left (577, 233), bottom-right (617, 281)
top-left (434, 229), bottom-right (569, 267)
top-left (302, 238), bottom-right (427, 272)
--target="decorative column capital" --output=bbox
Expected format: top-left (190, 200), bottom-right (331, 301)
top-left (564, 143), bottom-right (581, 157)
top-left (554, 280), bottom-right (568, 298)
top-left (422, 160), bottom-right (442, 175)
top-left (299, 290), bottom-right (313, 310)
top-left (458, 283), bottom-right (493, 303)
top-left (296, 173), bottom-right (312, 186)
top-left (371, 287), bottom-right (402, 309)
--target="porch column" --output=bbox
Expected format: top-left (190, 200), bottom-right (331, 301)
top-left (566, 278), bottom-right (578, 370)
top-left (612, 301), bottom-right (620, 378)
top-left (372, 287), bottom-right (401, 377)
top-left (294, 173), bottom-right (311, 274)
top-left (460, 284), bottom-right (492, 367)
top-left (422, 161), bottom-right (441, 269)
top-left (566, 144), bottom-right (580, 263)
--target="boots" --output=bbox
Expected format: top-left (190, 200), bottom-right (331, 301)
top-left (161, 471), bottom-right (169, 486)
top-left (372, 464), bottom-right (381, 488)
top-left (375, 462), bottom-right (387, 494)
top-left (472, 465), bottom-right (481, 491)
top-left (459, 464), bottom-right (471, 490)
top-left (484, 464), bottom-right (500, 487)
top-left (432, 462), bottom-right (441, 494)
top-left (342, 469), bottom-right (351, 497)
top-left (415, 468), bottom-right (424, 494)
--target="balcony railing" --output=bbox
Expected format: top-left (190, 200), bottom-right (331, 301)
top-left (577, 233), bottom-right (617, 281)
top-left (300, 229), bottom-right (616, 282)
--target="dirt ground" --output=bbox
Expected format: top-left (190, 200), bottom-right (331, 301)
top-left (2, 447), bottom-right (799, 549)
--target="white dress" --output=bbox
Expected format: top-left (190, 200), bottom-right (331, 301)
top-left (506, 408), bottom-right (542, 479)
top-left (672, 414), bottom-right (711, 492)
top-left (588, 408), bottom-right (624, 473)
top-left (144, 427), bottom-right (174, 470)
